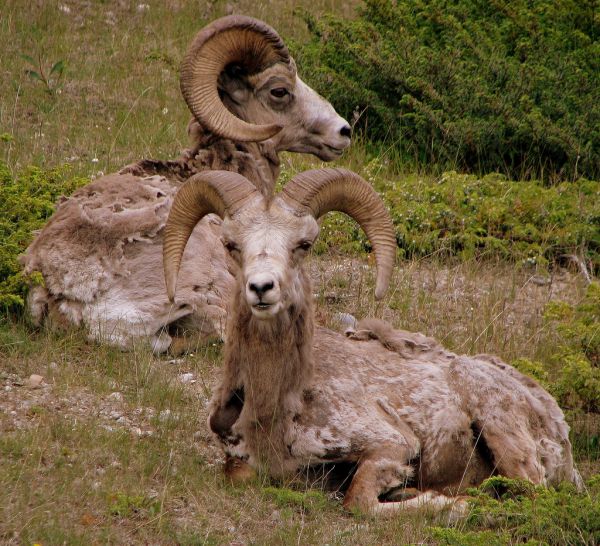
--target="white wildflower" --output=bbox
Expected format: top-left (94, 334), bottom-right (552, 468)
top-left (162, 107), bottom-right (168, 115)
top-left (137, 3), bottom-right (150, 11)
top-left (59, 4), bottom-right (71, 14)
top-left (91, 157), bottom-right (99, 163)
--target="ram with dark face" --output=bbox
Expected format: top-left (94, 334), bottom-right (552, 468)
top-left (21, 16), bottom-right (351, 352)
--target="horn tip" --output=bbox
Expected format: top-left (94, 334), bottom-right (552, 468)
top-left (165, 269), bottom-right (177, 303)
top-left (374, 286), bottom-right (387, 300)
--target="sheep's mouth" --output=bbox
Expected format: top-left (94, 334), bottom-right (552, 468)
top-left (324, 144), bottom-right (345, 155)
top-left (250, 300), bottom-right (282, 319)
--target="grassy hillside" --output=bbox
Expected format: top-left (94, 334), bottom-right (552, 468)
top-left (1, 1), bottom-right (599, 544)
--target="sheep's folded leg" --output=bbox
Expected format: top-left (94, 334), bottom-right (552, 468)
top-left (343, 447), bottom-right (468, 522)
top-left (374, 491), bottom-right (469, 523)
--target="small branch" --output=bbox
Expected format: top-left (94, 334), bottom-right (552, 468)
top-left (563, 254), bottom-right (592, 285)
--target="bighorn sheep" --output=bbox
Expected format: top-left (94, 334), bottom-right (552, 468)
top-left (163, 168), bottom-right (582, 517)
top-left (21, 16), bottom-right (351, 353)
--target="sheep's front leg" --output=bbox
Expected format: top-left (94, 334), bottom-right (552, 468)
top-left (209, 388), bottom-right (244, 445)
top-left (208, 387), bottom-right (257, 484)
top-left (343, 445), bottom-right (467, 522)
top-left (343, 444), bottom-right (414, 514)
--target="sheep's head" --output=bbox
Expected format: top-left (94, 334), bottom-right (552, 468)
top-left (163, 169), bottom-right (397, 319)
top-left (181, 16), bottom-right (351, 160)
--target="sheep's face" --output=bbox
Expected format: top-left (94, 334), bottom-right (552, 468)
top-left (220, 61), bottom-right (351, 161)
top-left (221, 198), bottom-right (319, 319)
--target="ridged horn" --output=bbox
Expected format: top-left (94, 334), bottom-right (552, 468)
top-left (281, 168), bottom-right (397, 299)
top-left (181, 15), bottom-right (290, 142)
top-left (163, 171), bottom-right (259, 301)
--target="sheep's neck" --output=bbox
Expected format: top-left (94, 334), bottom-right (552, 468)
top-left (224, 274), bottom-right (314, 425)
top-left (122, 137), bottom-right (280, 199)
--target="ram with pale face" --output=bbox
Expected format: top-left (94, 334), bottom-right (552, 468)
top-left (21, 16), bottom-right (351, 352)
top-left (164, 168), bottom-right (582, 518)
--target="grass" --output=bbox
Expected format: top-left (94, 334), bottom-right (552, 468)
top-left (0, 0), bottom-right (360, 178)
top-left (1, 259), bottom-right (597, 544)
top-left (1, 1), bottom-right (599, 544)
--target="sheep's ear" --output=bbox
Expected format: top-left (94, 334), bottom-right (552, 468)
top-left (163, 171), bottom-right (259, 301)
top-left (219, 65), bottom-right (251, 106)
top-left (181, 15), bottom-right (289, 142)
top-left (281, 168), bottom-right (397, 300)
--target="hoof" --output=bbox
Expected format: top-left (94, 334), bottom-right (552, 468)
top-left (224, 456), bottom-right (256, 485)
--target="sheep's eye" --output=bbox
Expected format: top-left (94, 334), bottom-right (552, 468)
top-left (223, 241), bottom-right (238, 253)
top-left (297, 240), bottom-right (312, 252)
top-left (270, 87), bottom-right (289, 98)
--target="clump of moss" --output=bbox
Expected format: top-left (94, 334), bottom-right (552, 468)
top-left (430, 476), bottom-right (600, 545)
top-left (0, 161), bottom-right (86, 313)
top-left (261, 486), bottom-right (329, 512)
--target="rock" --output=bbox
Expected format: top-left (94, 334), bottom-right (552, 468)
top-left (108, 392), bottom-right (123, 402)
top-left (179, 373), bottom-right (195, 384)
top-left (158, 409), bottom-right (173, 421)
top-left (531, 275), bottom-right (551, 286)
top-left (334, 312), bottom-right (358, 329)
top-left (27, 374), bottom-right (44, 389)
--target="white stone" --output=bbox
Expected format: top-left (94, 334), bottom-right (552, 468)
top-left (27, 374), bottom-right (43, 389)
top-left (179, 373), bottom-right (195, 384)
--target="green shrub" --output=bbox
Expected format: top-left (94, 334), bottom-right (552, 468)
top-left (314, 161), bottom-right (599, 268)
top-left (297, 0), bottom-right (600, 180)
top-left (544, 283), bottom-right (600, 413)
top-left (510, 284), bottom-right (600, 414)
top-left (0, 161), bottom-right (86, 313)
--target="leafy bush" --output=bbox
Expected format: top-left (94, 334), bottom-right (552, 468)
top-left (542, 283), bottom-right (600, 413)
top-left (509, 284), bottom-right (600, 420)
top-left (313, 161), bottom-right (599, 269)
top-left (297, 0), bottom-right (600, 180)
top-left (430, 476), bottom-right (600, 545)
top-left (0, 161), bottom-right (86, 312)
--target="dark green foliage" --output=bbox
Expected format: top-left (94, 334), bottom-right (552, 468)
top-left (317, 163), bottom-right (599, 269)
top-left (297, 0), bottom-right (600, 180)
top-left (0, 161), bottom-right (86, 312)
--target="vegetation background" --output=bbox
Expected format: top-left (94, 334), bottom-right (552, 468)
top-left (0, 0), bottom-right (598, 544)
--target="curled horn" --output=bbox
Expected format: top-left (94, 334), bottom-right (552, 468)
top-left (181, 15), bottom-right (290, 142)
top-left (163, 171), bottom-right (259, 301)
top-left (281, 168), bottom-right (397, 299)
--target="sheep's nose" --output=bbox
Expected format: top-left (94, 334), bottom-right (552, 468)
top-left (249, 280), bottom-right (274, 298)
top-left (340, 125), bottom-right (352, 138)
